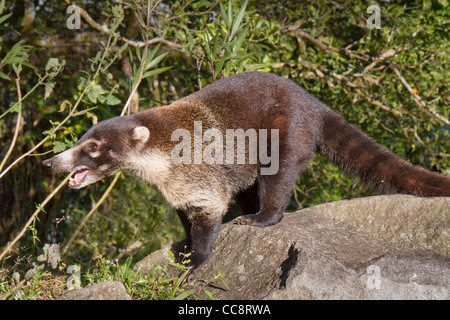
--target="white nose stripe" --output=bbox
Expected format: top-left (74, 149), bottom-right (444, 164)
top-left (90, 151), bottom-right (101, 158)
top-left (57, 148), bottom-right (74, 164)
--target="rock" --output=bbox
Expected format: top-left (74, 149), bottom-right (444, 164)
top-left (58, 281), bottom-right (132, 300)
top-left (134, 246), bottom-right (174, 275)
top-left (312, 195), bottom-right (449, 256)
top-left (135, 195), bottom-right (450, 300)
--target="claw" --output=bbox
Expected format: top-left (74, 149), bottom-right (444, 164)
top-left (232, 216), bottom-right (248, 225)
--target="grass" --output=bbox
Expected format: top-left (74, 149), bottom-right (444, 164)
top-left (0, 243), bottom-right (223, 300)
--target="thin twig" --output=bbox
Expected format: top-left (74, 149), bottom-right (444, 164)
top-left (120, 0), bottom-right (152, 116)
top-left (0, 173), bottom-right (74, 262)
top-left (392, 67), bottom-right (449, 125)
top-left (362, 49), bottom-right (396, 74)
top-left (285, 27), bottom-right (370, 61)
top-left (0, 10), bottom-right (129, 261)
top-left (63, 1), bottom-right (156, 255)
top-left (0, 16), bottom-right (121, 181)
top-left (0, 278), bottom-right (27, 300)
top-left (0, 87), bottom-right (87, 180)
top-left (0, 75), bottom-right (23, 172)
top-left (75, 4), bottom-right (183, 49)
top-left (62, 172), bottom-right (121, 255)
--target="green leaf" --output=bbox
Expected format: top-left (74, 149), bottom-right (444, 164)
top-left (204, 289), bottom-right (215, 300)
top-left (211, 31), bottom-right (220, 61)
top-left (232, 26), bottom-right (249, 53)
top-left (227, 0), bottom-right (233, 30)
top-left (145, 52), bottom-right (168, 71)
top-left (0, 71), bottom-right (10, 81)
top-left (128, 47), bottom-right (134, 65)
top-left (136, 45), bottom-right (141, 61)
top-left (144, 44), bottom-right (161, 69)
top-left (8, 102), bottom-right (20, 113)
top-left (173, 289), bottom-right (196, 300)
top-left (53, 141), bottom-right (67, 153)
top-left (214, 56), bottom-right (232, 79)
top-left (87, 84), bottom-right (105, 103)
top-left (43, 127), bottom-right (56, 139)
top-left (220, 2), bottom-right (228, 28)
top-left (106, 94), bottom-right (121, 105)
top-left (132, 65), bottom-right (143, 89)
top-left (45, 58), bottom-right (60, 72)
top-left (229, 0), bottom-right (248, 41)
top-left (143, 66), bottom-right (173, 79)
top-left (21, 61), bottom-right (37, 71)
top-left (12, 63), bottom-right (22, 76)
top-left (187, 36), bottom-right (195, 51)
top-left (0, 12), bottom-right (12, 25)
top-left (191, 0), bottom-right (210, 9)
top-left (44, 82), bottom-right (55, 100)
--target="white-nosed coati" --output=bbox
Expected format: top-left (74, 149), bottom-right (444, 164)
top-left (43, 72), bottom-right (450, 280)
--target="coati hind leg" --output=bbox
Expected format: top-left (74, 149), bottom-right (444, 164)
top-left (233, 152), bottom-right (314, 227)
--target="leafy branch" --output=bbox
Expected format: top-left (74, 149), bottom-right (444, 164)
top-left (0, 1), bottom-right (171, 263)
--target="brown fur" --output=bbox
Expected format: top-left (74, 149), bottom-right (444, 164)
top-left (43, 71), bottom-right (450, 280)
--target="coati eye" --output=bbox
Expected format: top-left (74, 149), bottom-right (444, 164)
top-left (88, 143), bottom-right (98, 152)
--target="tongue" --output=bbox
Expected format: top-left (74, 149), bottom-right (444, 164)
top-left (74, 169), bottom-right (89, 183)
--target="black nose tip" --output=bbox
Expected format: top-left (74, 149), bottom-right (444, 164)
top-left (42, 159), bottom-right (54, 169)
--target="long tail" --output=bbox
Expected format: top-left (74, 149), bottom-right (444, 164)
top-left (317, 111), bottom-right (450, 197)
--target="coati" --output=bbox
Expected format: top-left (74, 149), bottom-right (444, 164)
top-left (43, 72), bottom-right (450, 280)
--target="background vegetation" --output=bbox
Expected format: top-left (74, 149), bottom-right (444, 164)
top-left (0, 0), bottom-right (448, 299)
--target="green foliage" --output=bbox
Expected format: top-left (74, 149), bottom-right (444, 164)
top-left (186, 0), bottom-right (277, 85)
top-left (0, 242), bottom-right (221, 300)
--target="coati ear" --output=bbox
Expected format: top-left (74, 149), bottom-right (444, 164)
top-left (132, 126), bottom-right (150, 144)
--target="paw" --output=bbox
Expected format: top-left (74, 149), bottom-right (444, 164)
top-left (231, 213), bottom-right (283, 227)
top-left (232, 216), bottom-right (249, 225)
top-left (231, 214), bottom-right (259, 226)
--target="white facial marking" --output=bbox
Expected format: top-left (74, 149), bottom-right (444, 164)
top-left (57, 148), bottom-right (74, 165)
top-left (90, 151), bottom-right (101, 158)
top-left (133, 126), bottom-right (150, 143)
top-left (99, 164), bottom-right (110, 171)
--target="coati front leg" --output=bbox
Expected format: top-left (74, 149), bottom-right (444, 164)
top-left (176, 209), bottom-right (192, 251)
top-left (176, 207), bottom-right (222, 281)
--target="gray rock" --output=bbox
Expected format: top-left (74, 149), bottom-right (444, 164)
top-left (58, 281), bottom-right (132, 300)
top-left (136, 195), bottom-right (450, 300)
top-left (312, 195), bottom-right (449, 256)
top-left (37, 244), bottom-right (61, 269)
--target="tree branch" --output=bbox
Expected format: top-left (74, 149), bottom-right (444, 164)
top-left (392, 67), bottom-right (449, 125)
top-left (0, 172), bottom-right (74, 262)
top-left (78, 6), bottom-right (184, 49)
top-left (0, 75), bottom-right (23, 173)
top-left (285, 27), bottom-right (369, 61)
top-left (63, 1), bottom-right (157, 256)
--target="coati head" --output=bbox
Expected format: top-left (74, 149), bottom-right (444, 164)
top-left (42, 117), bottom-right (150, 189)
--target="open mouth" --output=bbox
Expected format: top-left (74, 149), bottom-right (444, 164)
top-left (69, 168), bottom-right (90, 188)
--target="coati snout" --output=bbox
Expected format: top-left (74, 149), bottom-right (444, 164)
top-left (43, 120), bottom-right (150, 189)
